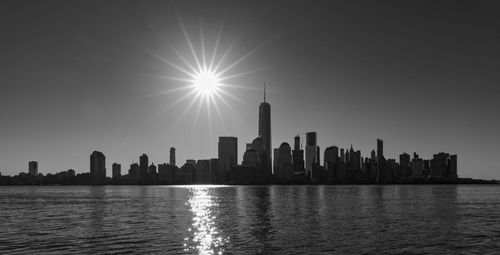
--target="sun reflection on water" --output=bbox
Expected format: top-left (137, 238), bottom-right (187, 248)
top-left (184, 187), bottom-right (228, 254)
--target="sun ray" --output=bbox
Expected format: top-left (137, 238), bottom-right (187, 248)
top-left (173, 5), bottom-right (203, 71)
top-left (216, 39), bottom-right (271, 77)
top-left (206, 94), bottom-right (213, 139)
top-left (217, 69), bottom-right (263, 82)
top-left (209, 19), bottom-right (225, 72)
top-left (215, 87), bottom-right (250, 106)
top-left (167, 44), bottom-right (200, 75)
top-left (161, 89), bottom-right (198, 113)
top-left (213, 91), bottom-right (241, 119)
top-left (145, 85), bottom-right (193, 98)
top-left (191, 96), bottom-right (205, 134)
top-left (149, 74), bottom-right (194, 83)
top-left (142, 47), bottom-right (196, 78)
top-left (145, 23), bottom-right (199, 75)
top-left (199, 20), bottom-right (207, 71)
top-left (212, 38), bottom-right (238, 74)
top-left (210, 93), bottom-right (225, 125)
top-left (176, 92), bottom-right (201, 126)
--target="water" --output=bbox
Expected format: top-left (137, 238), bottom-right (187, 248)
top-left (0, 185), bottom-right (499, 254)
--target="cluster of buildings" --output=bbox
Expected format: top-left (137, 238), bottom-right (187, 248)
top-left (3, 88), bottom-right (459, 185)
top-left (86, 89), bottom-right (458, 185)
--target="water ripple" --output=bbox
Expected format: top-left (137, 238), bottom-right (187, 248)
top-left (0, 185), bottom-right (499, 254)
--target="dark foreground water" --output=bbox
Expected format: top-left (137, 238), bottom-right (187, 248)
top-left (1, 185), bottom-right (499, 254)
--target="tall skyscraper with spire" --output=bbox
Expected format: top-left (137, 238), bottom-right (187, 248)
top-left (258, 84), bottom-right (272, 177)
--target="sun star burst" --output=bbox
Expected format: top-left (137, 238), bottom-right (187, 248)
top-left (143, 11), bottom-right (270, 133)
top-left (192, 69), bottom-right (221, 98)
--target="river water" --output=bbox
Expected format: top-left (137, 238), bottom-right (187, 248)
top-left (1, 185), bottom-right (499, 254)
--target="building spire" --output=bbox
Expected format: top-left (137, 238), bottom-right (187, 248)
top-left (264, 82), bottom-right (266, 102)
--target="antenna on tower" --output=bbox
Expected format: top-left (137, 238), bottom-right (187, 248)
top-left (264, 82), bottom-right (266, 102)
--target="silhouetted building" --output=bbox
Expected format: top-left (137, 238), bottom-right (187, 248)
top-left (277, 142), bottom-right (293, 182)
top-left (231, 165), bottom-right (257, 184)
top-left (129, 163), bottom-right (139, 178)
top-left (148, 163), bottom-right (157, 184)
top-left (411, 155), bottom-right (424, 177)
top-left (294, 135), bottom-right (300, 151)
top-left (170, 147), bottom-right (176, 167)
top-left (292, 135), bottom-right (305, 174)
top-left (449, 155), bottom-right (458, 179)
top-left (324, 146), bottom-right (338, 169)
top-left (148, 163), bottom-right (157, 174)
top-left (400, 153), bottom-right (410, 177)
top-left (346, 146), bottom-right (361, 171)
top-left (209, 158), bottom-right (222, 184)
top-left (174, 161), bottom-right (193, 184)
top-left (218, 137), bottom-right (237, 176)
top-left (90, 151), bottom-right (106, 185)
top-left (340, 148), bottom-right (345, 163)
top-left (335, 161), bottom-right (347, 183)
top-left (430, 152), bottom-right (449, 177)
top-left (324, 146), bottom-right (338, 184)
top-left (251, 136), bottom-right (269, 183)
top-left (243, 148), bottom-right (258, 167)
top-left (377, 138), bottom-right (384, 160)
top-left (139, 154), bottom-right (148, 183)
top-left (273, 148), bottom-right (279, 175)
top-left (258, 86), bottom-right (272, 175)
top-left (196, 160), bottom-right (210, 183)
top-left (29, 161), bottom-right (38, 176)
top-left (112, 163), bottom-right (121, 179)
top-left (158, 163), bottom-right (176, 184)
top-left (305, 132), bottom-right (318, 178)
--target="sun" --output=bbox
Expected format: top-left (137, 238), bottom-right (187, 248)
top-left (192, 70), bottom-right (220, 97)
top-left (143, 13), bottom-right (269, 129)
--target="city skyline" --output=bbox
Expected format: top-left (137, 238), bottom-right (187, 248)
top-left (1, 92), bottom-right (463, 185)
top-left (1, 0), bottom-right (500, 179)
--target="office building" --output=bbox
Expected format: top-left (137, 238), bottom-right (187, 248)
top-left (140, 154), bottom-right (148, 182)
top-left (29, 161), bottom-right (38, 176)
top-left (377, 138), bottom-right (384, 160)
top-left (90, 151), bottom-right (106, 185)
top-left (170, 147), bottom-right (176, 166)
top-left (305, 132), bottom-right (318, 177)
top-left (400, 153), bottom-right (410, 176)
top-left (258, 86), bottom-right (272, 174)
top-left (277, 142), bottom-right (293, 182)
top-left (292, 135), bottom-right (304, 173)
top-left (129, 163), bottom-right (140, 178)
top-left (218, 136), bottom-right (238, 173)
top-left (112, 163), bottom-right (121, 179)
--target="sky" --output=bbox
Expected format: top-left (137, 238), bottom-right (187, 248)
top-left (1, 0), bottom-right (499, 179)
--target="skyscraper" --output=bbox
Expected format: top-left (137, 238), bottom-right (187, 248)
top-left (292, 135), bottom-right (304, 174)
top-left (277, 142), bottom-right (293, 182)
top-left (400, 153), bottom-right (411, 176)
top-left (305, 132), bottom-right (318, 178)
top-left (258, 85), bottom-right (271, 174)
top-left (90, 151), bottom-right (106, 185)
top-left (218, 136), bottom-right (238, 174)
top-left (170, 147), bottom-right (176, 167)
top-left (377, 138), bottom-right (384, 160)
top-left (28, 161), bottom-right (38, 176)
top-left (112, 163), bottom-right (121, 179)
top-left (324, 146), bottom-right (338, 170)
top-left (140, 154), bottom-right (148, 183)
top-left (129, 163), bottom-right (140, 178)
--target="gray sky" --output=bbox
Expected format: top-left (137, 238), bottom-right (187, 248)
top-left (1, 0), bottom-right (499, 179)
